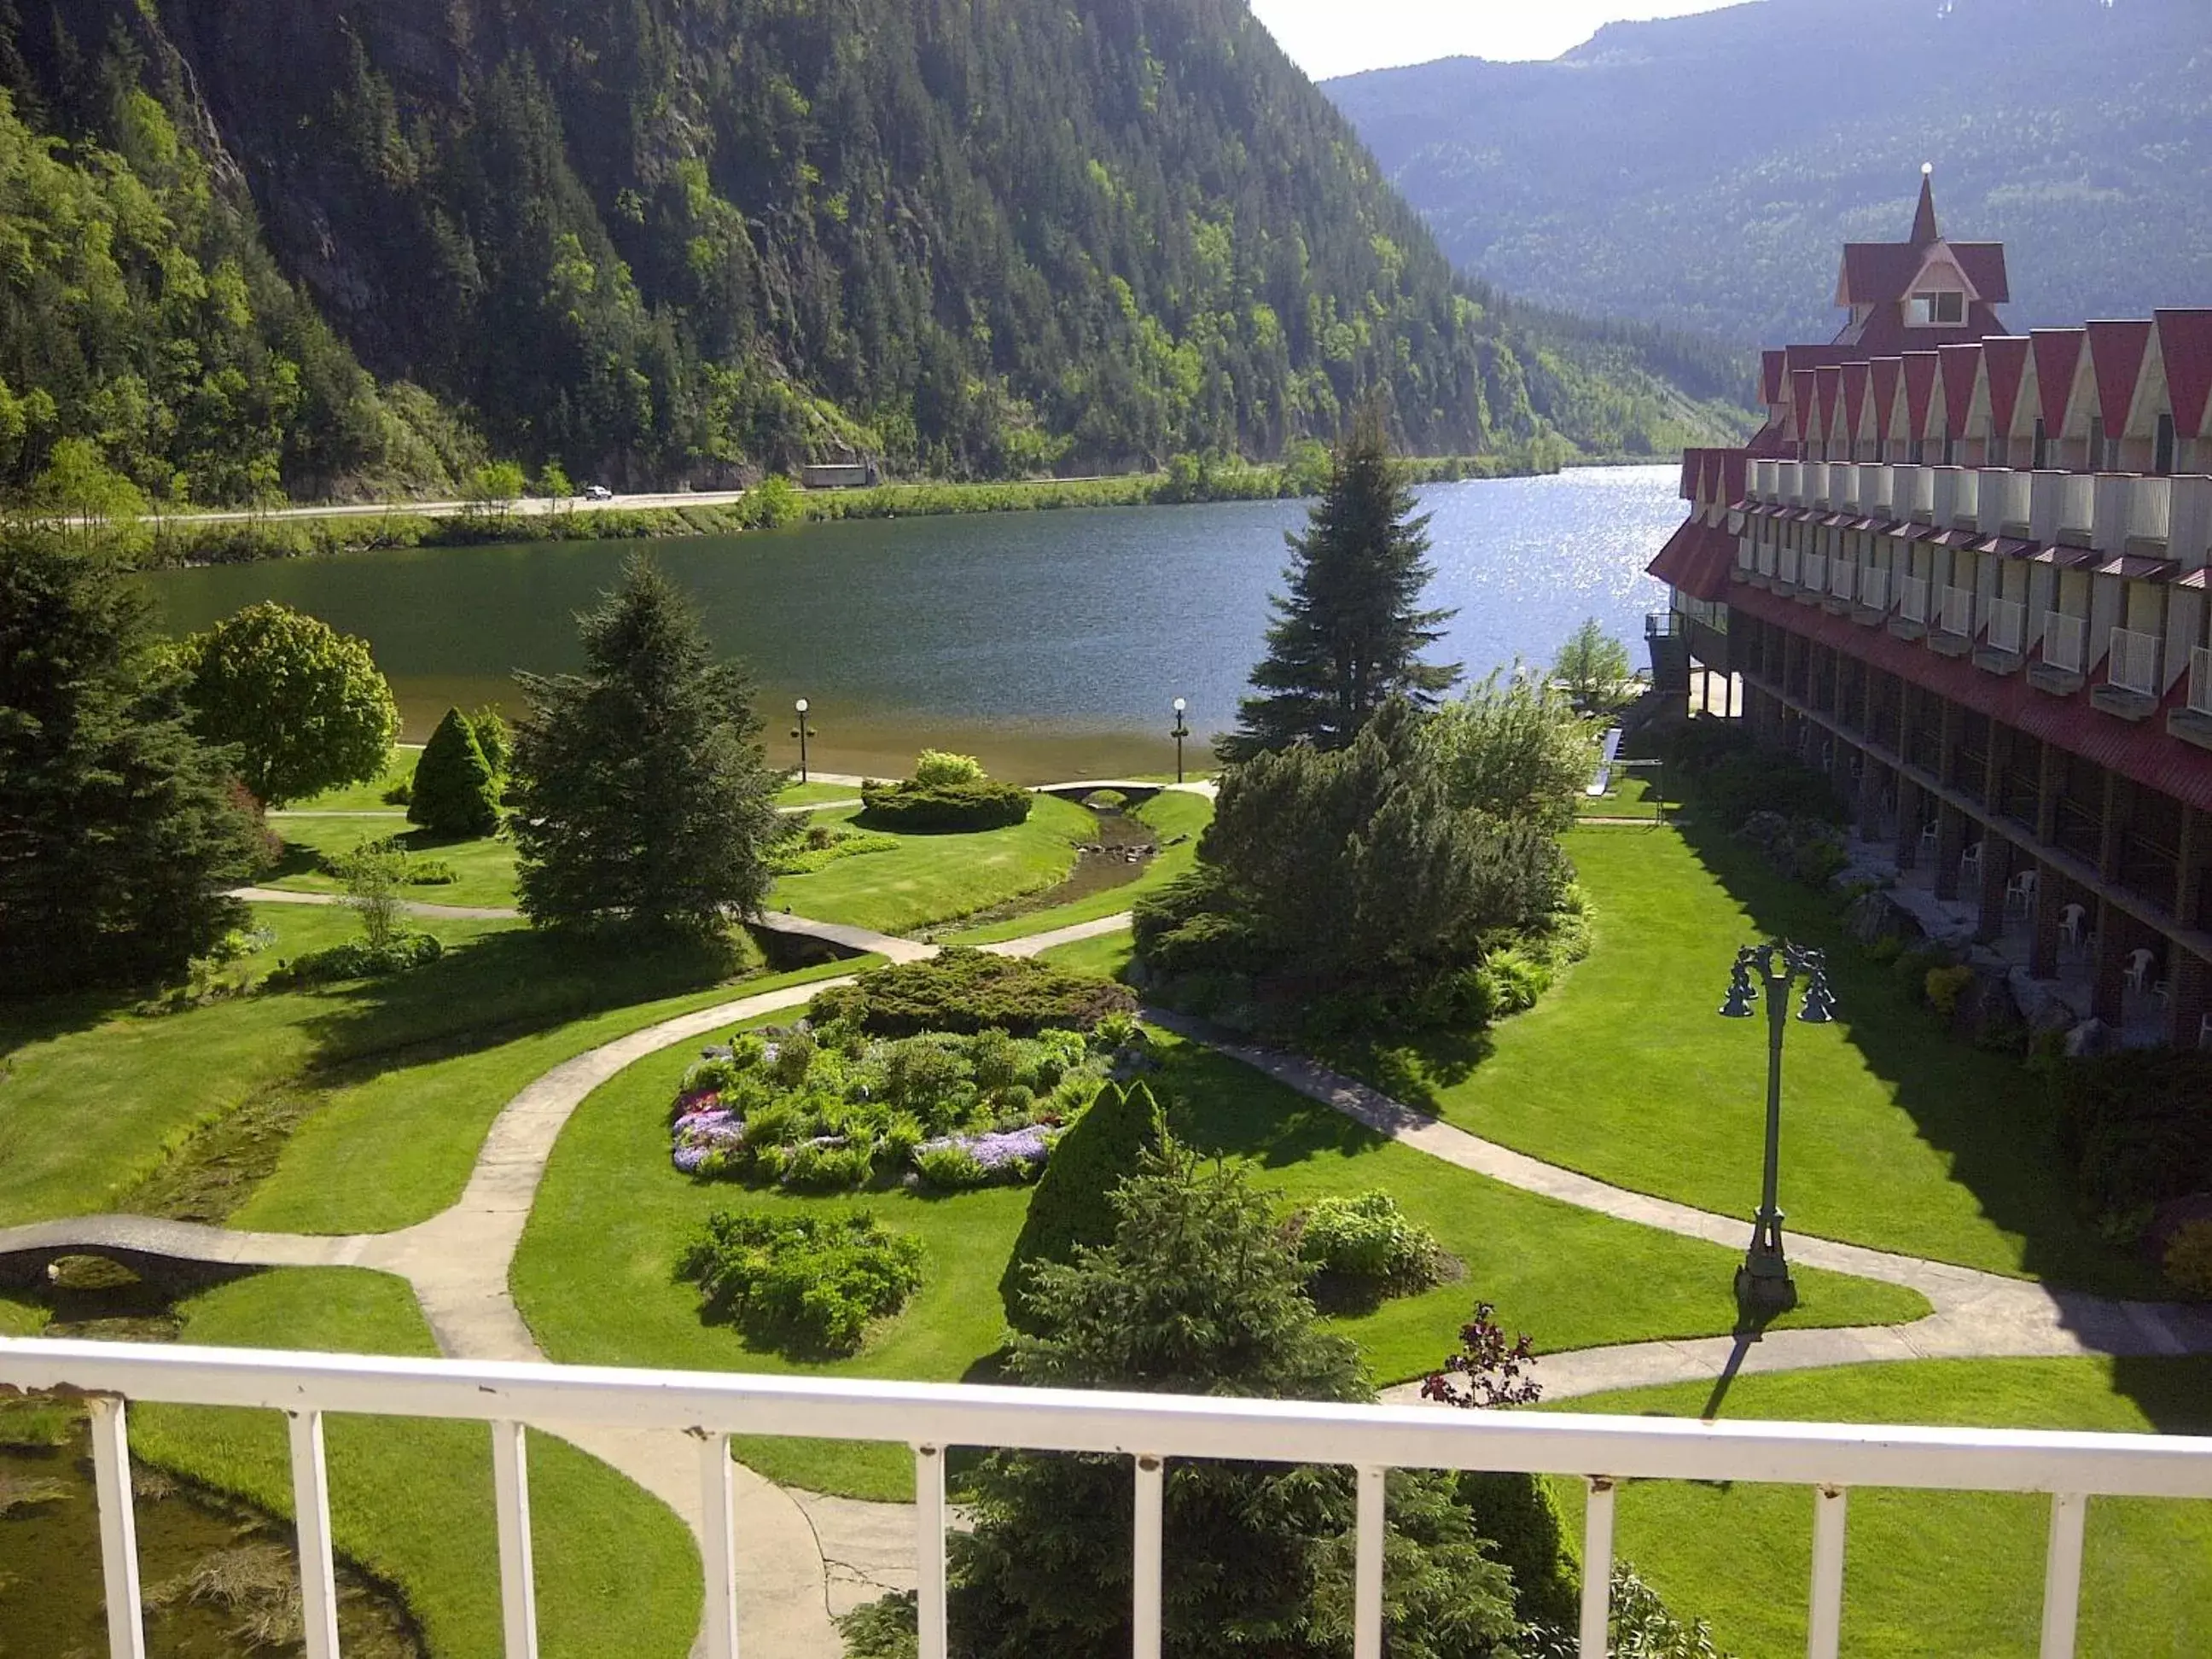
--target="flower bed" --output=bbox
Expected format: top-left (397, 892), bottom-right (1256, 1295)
top-left (667, 1019), bottom-right (1150, 1192)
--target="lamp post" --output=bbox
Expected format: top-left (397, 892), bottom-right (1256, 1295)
top-left (1171, 697), bottom-right (1190, 784)
top-left (1717, 940), bottom-right (1837, 1312)
top-left (790, 697), bottom-right (817, 783)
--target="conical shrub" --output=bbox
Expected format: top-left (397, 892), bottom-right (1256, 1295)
top-left (408, 707), bottom-right (500, 837)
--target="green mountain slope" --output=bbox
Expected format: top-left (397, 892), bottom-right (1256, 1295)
top-left (0, 0), bottom-right (1743, 508)
top-left (1328, 0), bottom-right (2212, 346)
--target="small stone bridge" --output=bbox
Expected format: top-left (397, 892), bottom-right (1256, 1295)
top-left (0, 1215), bottom-right (363, 1294)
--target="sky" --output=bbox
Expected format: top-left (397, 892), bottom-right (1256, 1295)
top-left (1246, 0), bottom-right (1743, 80)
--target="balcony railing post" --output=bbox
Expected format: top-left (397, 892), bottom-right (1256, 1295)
top-left (699, 1433), bottom-right (741, 1659)
top-left (1580, 1476), bottom-right (1616, 1658)
top-left (915, 1444), bottom-right (949, 1659)
top-left (1807, 1484), bottom-right (1848, 1659)
top-left (2192, 646), bottom-right (2212, 717)
top-left (1354, 1464), bottom-right (1387, 1659)
top-left (2040, 1492), bottom-right (2088, 1658)
top-left (285, 1411), bottom-right (343, 1659)
top-left (87, 1396), bottom-right (148, 1659)
top-left (490, 1420), bottom-right (540, 1659)
top-left (1132, 1454), bottom-right (1164, 1659)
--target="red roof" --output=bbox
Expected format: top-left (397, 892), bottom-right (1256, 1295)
top-left (1762, 350), bottom-right (1789, 406)
top-left (1816, 364), bottom-right (1842, 442)
top-left (2087, 320), bottom-right (2154, 434)
top-left (1903, 352), bottom-right (1941, 440)
top-left (2156, 310), bottom-right (2212, 439)
top-left (1842, 361), bottom-right (1871, 442)
top-left (1646, 518), bottom-right (1738, 604)
top-left (1982, 336), bottom-right (2030, 436)
top-left (2032, 329), bottom-right (2086, 434)
top-left (1951, 245), bottom-right (2011, 305)
top-left (1790, 369), bottom-right (1818, 441)
top-left (1940, 343), bottom-right (1982, 434)
top-left (1871, 358), bottom-right (1901, 443)
top-left (1730, 584), bottom-right (2212, 812)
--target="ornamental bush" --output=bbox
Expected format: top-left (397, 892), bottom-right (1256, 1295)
top-left (807, 947), bottom-right (1135, 1037)
top-left (1288, 1190), bottom-right (1442, 1289)
top-left (999, 1082), bottom-right (1164, 1327)
top-left (911, 749), bottom-right (986, 786)
top-left (409, 707), bottom-right (501, 837)
top-left (2165, 1221), bottom-right (2212, 1300)
top-left (678, 1211), bottom-right (923, 1354)
top-left (265, 932), bottom-right (442, 987)
top-left (859, 776), bottom-right (1032, 832)
top-left (2052, 1051), bottom-right (2212, 1221)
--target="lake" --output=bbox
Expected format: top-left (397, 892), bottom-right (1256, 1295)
top-left (147, 465), bottom-right (1683, 781)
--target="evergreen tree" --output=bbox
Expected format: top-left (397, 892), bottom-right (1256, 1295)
top-left (998, 1081), bottom-right (1166, 1330)
top-left (408, 707), bottom-right (501, 837)
top-left (1221, 412), bottom-right (1460, 761)
top-left (0, 530), bottom-right (262, 993)
top-left (508, 556), bottom-right (784, 933)
top-left (946, 1147), bottom-right (1521, 1659)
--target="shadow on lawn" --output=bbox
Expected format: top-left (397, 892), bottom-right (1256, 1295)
top-left (1669, 815), bottom-right (2147, 1299)
top-left (2107, 1354), bottom-right (2212, 1435)
top-left (1150, 1045), bottom-right (1379, 1171)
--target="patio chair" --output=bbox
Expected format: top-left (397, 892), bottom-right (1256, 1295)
top-left (2005, 868), bottom-right (2038, 915)
top-left (2058, 903), bottom-right (2087, 949)
top-left (1918, 821), bottom-right (1940, 859)
top-left (2200, 1011), bottom-right (2212, 1051)
top-left (1959, 841), bottom-right (1983, 884)
top-left (2123, 948), bottom-right (2155, 996)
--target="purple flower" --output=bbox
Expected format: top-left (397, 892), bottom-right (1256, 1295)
top-left (917, 1126), bottom-right (1056, 1170)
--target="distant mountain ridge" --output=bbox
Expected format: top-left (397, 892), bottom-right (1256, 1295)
top-left (0, 0), bottom-right (1746, 508)
top-left (1326, 0), bottom-right (2212, 349)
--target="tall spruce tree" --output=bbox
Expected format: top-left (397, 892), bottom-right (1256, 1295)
top-left (0, 531), bottom-right (262, 993)
top-left (1221, 410), bottom-right (1460, 761)
top-left (939, 1147), bottom-right (1522, 1659)
top-left (508, 556), bottom-right (784, 933)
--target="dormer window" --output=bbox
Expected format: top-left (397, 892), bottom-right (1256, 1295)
top-left (1909, 290), bottom-right (1965, 327)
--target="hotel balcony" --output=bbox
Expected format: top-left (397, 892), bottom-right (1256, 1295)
top-left (7, 1337), bottom-right (2212, 1659)
top-left (2174, 647), bottom-right (2212, 751)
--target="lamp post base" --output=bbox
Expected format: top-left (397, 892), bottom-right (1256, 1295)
top-left (1738, 1208), bottom-right (1797, 1312)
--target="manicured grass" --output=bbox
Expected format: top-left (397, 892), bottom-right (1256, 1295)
top-left (282, 746), bottom-right (423, 814)
top-left (1329, 824), bottom-right (2144, 1294)
top-left (0, 917), bottom-right (757, 1228)
top-left (513, 1026), bottom-right (1924, 1502)
top-left (1573, 771), bottom-right (1674, 819)
top-left (771, 795), bottom-right (1095, 934)
top-left (776, 780), bottom-right (867, 807)
top-left (132, 1269), bottom-right (697, 1659)
top-left (234, 958), bottom-right (863, 1235)
top-left (1547, 1358), bottom-right (2212, 1658)
top-left (1035, 929), bottom-right (1137, 981)
top-left (945, 790), bottom-right (1214, 945)
top-left (267, 814), bottom-right (521, 911)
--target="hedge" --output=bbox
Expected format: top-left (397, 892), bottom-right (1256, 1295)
top-left (858, 777), bottom-right (1033, 832)
top-left (807, 947), bottom-right (1135, 1037)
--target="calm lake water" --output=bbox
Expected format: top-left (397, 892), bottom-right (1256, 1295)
top-left (147, 465), bottom-right (1681, 781)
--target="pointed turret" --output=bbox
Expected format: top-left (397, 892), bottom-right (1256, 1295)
top-left (1910, 162), bottom-right (1940, 247)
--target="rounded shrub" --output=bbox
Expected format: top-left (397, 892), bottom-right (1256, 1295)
top-left (408, 707), bottom-right (500, 837)
top-left (911, 749), bottom-right (986, 786)
top-left (859, 776), bottom-right (1032, 832)
top-left (2166, 1220), bottom-right (2212, 1299)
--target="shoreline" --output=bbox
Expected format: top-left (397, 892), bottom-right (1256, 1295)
top-left (118, 451), bottom-right (1650, 571)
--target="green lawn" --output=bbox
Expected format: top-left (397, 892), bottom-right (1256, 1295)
top-left (769, 795), bottom-right (1096, 934)
top-left (776, 780), bottom-right (867, 807)
top-left (232, 958), bottom-right (862, 1235)
top-left (131, 1269), bottom-right (697, 1659)
top-left (0, 914), bottom-right (769, 1229)
top-left (282, 746), bottom-right (423, 814)
top-left (1328, 824), bottom-right (2142, 1294)
top-left (265, 815), bottom-right (522, 912)
top-left (946, 789), bottom-right (1214, 945)
top-left (1573, 771), bottom-right (1674, 820)
top-left (1548, 1359), bottom-right (2212, 1658)
top-left (512, 1025), bottom-right (1924, 1502)
top-left (1035, 929), bottom-right (1138, 980)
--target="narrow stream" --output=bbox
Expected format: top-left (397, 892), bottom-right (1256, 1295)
top-left (938, 797), bottom-right (1161, 935)
top-left (1, 1263), bottom-right (423, 1659)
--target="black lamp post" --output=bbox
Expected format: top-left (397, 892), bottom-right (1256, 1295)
top-left (790, 697), bottom-right (817, 783)
top-left (1717, 940), bottom-right (1837, 1311)
top-left (1171, 697), bottom-right (1190, 784)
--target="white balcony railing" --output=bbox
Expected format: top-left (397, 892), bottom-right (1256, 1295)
top-left (1830, 559), bottom-right (1855, 602)
top-left (2046, 613), bottom-right (2087, 675)
top-left (1757, 540), bottom-right (1778, 579)
top-left (2193, 646), bottom-right (2212, 717)
top-left (7, 1338), bottom-right (2212, 1659)
top-left (1900, 573), bottom-right (1930, 624)
top-left (1987, 597), bottom-right (2026, 656)
top-left (1938, 585), bottom-right (1975, 638)
top-left (1802, 551), bottom-right (1826, 593)
top-left (1780, 544), bottom-right (1802, 585)
top-left (2109, 626), bottom-right (2162, 696)
top-left (1859, 567), bottom-right (1889, 612)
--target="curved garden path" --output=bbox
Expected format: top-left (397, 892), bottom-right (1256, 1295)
top-left (11, 783), bottom-right (2212, 1656)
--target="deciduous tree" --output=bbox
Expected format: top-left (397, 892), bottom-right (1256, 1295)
top-left (1220, 411), bottom-right (1458, 760)
top-left (509, 555), bottom-right (784, 932)
top-left (1426, 670), bottom-right (1598, 834)
top-left (1551, 619), bottom-right (1634, 715)
top-left (176, 602), bottom-right (399, 806)
top-left (0, 530), bottom-right (262, 992)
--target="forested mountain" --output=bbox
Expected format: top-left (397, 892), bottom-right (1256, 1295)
top-left (0, 0), bottom-right (1743, 509)
top-left (1328, 0), bottom-right (2212, 347)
